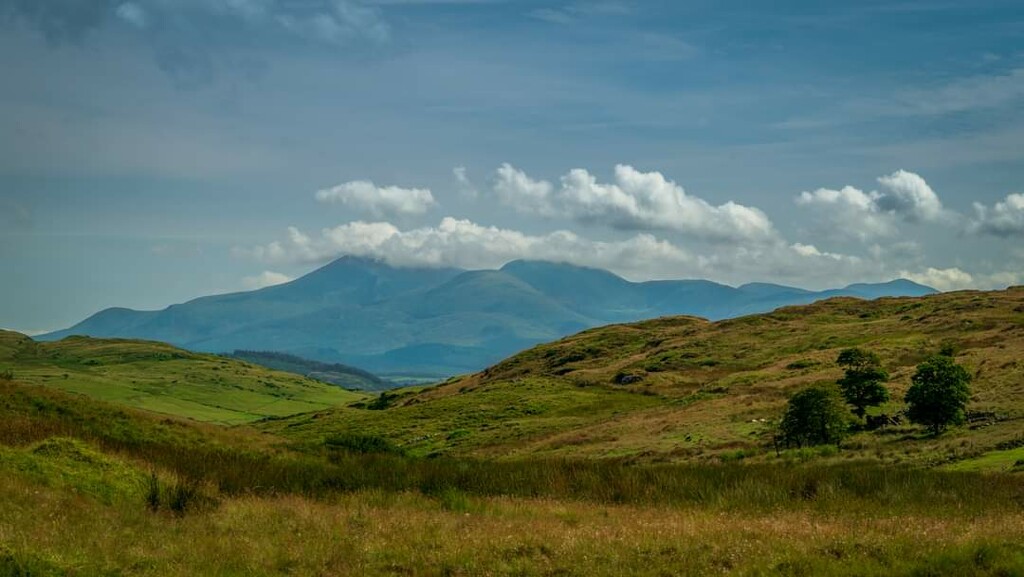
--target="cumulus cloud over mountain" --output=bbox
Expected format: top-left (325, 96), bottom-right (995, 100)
top-left (493, 164), bottom-right (777, 243)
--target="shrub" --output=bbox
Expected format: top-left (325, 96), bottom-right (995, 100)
top-left (324, 433), bottom-right (405, 456)
top-left (0, 369), bottom-right (12, 381)
top-left (146, 472), bottom-right (161, 512)
top-left (366, 392), bottom-right (398, 411)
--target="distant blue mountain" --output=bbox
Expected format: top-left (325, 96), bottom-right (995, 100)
top-left (40, 256), bottom-right (937, 376)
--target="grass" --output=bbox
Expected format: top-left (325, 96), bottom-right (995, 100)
top-left (261, 376), bottom-right (663, 458)
top-left (0, 330), bottom-right (364, 424)
top-left (258, 288), bottom-right (1024, 467)
top-left (1, 379), bottom-right (1023, 575)
top-left (2, 481), bottom-right (1023, 576)
top-left (946, 445), bottom-right (1024, 473)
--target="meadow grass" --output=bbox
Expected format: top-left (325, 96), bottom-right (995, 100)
top-left (1, 380), bottom-right (1023, 575)
top-left (1, 474), bottom-right (1022, 576)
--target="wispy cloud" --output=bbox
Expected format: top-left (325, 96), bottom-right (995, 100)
top-left (3, 0), bottom-right (391, 87)
top-left (241, 270), bottom-right (293, 290)
top-left (528, 2), bottom-right (630, 24)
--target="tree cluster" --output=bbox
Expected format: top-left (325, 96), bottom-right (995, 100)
top-left (779, 346), bottom-right (972, 448)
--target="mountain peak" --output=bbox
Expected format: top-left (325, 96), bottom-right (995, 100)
top-left (842, 278), bottom-right (936, 297)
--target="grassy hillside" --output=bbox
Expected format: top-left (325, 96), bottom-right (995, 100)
top-left (260, 288), bottom-right (1024, 468)
top-left (224, 350), bottom-right (390, 391)
top-left (1, 379), bottom-right (1023, 575)
top-left (0, 331), bottom-right (364, 424)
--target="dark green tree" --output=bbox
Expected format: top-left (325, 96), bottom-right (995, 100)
top-left (905, 355), bottom-right (972, 435)
top-left (779, 385), bottom-right (850, 448)
top-left (835, 348), bottom-right (890, 419)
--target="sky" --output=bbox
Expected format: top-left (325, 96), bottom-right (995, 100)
top-left (2, 0), bottom-right (1024, 334)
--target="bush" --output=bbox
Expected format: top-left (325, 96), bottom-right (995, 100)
top-left (366, 392), bottom-right (398, 411)
top-left (0, 369), bottom-right (12, 381)
top-left (779, 385), bottom-right (850, 448)
top-left (146, 472), bottom-right (161, 512)
top-left (324, 433), bottom-right (405, 456)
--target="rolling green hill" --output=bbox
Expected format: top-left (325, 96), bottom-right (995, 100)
top-left (0, 330), bottom-right (365, 424)
top-left (259, 287), bottom-right (1024, 469)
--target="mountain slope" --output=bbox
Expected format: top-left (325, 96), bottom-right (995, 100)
top-left (41, 257), bottom-right (937, 376)
top-left (0, 330), bottom-right (364, 424)
top-left (258, 287), bottom-right (1024, 468)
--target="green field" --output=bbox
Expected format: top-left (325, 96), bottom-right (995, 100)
top-left (0, 331), bottom-right (365, 424)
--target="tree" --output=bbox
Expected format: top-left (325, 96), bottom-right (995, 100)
top-left (779, 385), bottom-right (851, 448)
top-left (835, 348), bottom-right (890, 419)
top-left (905, 355), bottom-right (972, 435)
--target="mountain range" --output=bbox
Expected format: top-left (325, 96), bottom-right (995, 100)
top-left (39, 257), bottom-right (936, 376)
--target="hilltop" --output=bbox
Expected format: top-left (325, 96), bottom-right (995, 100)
top-left (260, 287), bottom-right (1024, 469)
top-left (0, 330), bottom-right (364, 424)
top-left (39, 256), bottom-right (935, 376)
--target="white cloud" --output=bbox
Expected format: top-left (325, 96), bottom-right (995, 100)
top-left (235, 217), bottom-right (911, 289)
top-left (970, 193), bottom-right (1024, 237)
top-left (900, 266), bottom-right (1024, 291)
top-left (795, 170), bottom-right (947, 241)
top-left (315, 180), bottom-right (437, 218)
top-left (876, 170), bottom-right (944, 223)
top-left (493, 164), bottom-right (777, 243)
top-left (796, 186), bottom-right (894, 241)
top-left (493, 164), bottom-right (558, 216)
top-left (790, 243), bottom-right (845, 260)
top-left (899, 267), bottom-right (974, 292)
top-left (239, 217), bottom-right (695, 278)
top-left (241, 270), bottom-right (293, 290)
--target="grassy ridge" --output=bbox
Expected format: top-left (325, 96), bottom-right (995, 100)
top-left (0, 331), bottom-right (364, 424)
top-left (260, 288), bottom-right (1024, 468)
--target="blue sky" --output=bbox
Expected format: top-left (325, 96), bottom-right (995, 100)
top-left (2, 0), bottom-right (1024, 333)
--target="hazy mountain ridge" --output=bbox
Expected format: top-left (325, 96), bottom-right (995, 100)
top-left (41, 256), bottom-right (937, 376)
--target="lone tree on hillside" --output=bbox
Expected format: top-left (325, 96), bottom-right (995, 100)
top-left (835, 348), bottom-right (890, 420)
top-left (905, 354), bottom-right (972, 436)
top-left (779, 385), bottom-right (850, 448)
